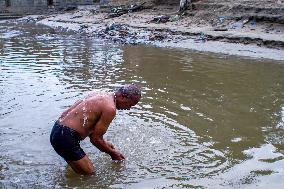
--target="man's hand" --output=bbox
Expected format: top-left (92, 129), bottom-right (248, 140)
top-left (106, 141), bottom-right (115, 149)
top-left (106, 141), bottom-right (125, 160)
top-left (111, 149), bottom-right (125, 161)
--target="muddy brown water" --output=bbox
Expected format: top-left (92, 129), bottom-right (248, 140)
top-left (0, 22), bottom-right (284, 189)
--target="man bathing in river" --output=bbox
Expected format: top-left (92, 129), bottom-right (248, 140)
top-left (50, 84), bottom-right (141, 175)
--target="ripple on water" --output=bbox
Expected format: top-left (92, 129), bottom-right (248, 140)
top-left (0, 30), bottom-right (22, 39)
top-left (106, 110), bottom-right (230, 182)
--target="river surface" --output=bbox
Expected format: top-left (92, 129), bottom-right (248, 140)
top-left (0, 22), bottom-right (284, 189)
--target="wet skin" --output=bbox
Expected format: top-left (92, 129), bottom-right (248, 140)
top-left (58, 91), bottom-right (140, 175)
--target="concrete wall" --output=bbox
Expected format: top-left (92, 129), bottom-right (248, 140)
top-left (0, 1), bottom-right (4, 11)
top-left (55, 0), bottom-right (94, 8)
top-left (0, 0), bottom-right (94, 14)
top-left (0, 0), bottom-right (9, 12)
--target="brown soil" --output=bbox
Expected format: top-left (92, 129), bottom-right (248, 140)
top-left (107, 0), bottom-right (284, 25)
top-left (100, 0), bottom-right (284, 48)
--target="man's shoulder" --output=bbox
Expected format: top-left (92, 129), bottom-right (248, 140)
top-left (86, 92), bottom-right (115, 113)
top-left (98, 104), bottom-right (116, 121)
top-left (103, 101), bottom-right (115, 110)
top-left (98, 97), bottom-right (116, 115)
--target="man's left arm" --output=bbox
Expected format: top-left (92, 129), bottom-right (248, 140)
top-left (89, 107), bottom-right (125, 160)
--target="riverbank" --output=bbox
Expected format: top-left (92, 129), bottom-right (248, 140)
top-left (12, 1), bottom-right (284, 60)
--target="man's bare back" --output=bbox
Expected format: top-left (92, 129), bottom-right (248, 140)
top-left (50, 84), bottom-right (141, 175)
top-left (58, 91), bottom-right (115, 139)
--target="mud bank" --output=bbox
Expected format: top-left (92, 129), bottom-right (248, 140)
top-left (15, 2), bottom-right (284, 60)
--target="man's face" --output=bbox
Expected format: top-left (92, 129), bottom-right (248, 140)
top-left (117, 96), bottom-right (140, 110)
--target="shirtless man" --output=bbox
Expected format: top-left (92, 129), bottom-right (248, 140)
top-left (50, 84), bottom-right (141, 175)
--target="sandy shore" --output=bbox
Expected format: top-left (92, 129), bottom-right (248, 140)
top-left (17, 4), bottom-right (284, 61)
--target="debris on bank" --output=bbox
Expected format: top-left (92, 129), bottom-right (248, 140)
top-left (105, 2), bottom-right (146, 19)
top-left (150, 14), bottom-right (181, 24)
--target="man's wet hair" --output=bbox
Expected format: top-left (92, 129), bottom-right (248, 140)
top-left (117, 84), bottom-right (141, 99)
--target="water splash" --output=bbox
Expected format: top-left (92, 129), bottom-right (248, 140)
top-left (82, 98), bottom-right (88, 127)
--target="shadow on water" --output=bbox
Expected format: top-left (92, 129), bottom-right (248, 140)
top-left (0, 21), bottom-right (284, 188)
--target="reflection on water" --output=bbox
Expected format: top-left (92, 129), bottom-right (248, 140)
top-left (0, 22), bottom-right (284, 188)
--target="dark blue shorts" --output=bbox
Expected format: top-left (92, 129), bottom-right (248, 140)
top-left (50, 121), bottom-right (86, 162)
